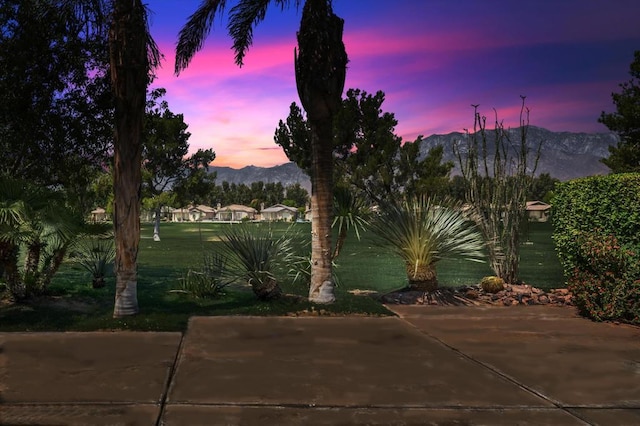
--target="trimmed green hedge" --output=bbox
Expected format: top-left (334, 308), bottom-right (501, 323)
top-left (553, 173), bottom-right (640, 324)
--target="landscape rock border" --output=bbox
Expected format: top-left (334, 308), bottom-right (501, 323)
top-left (379, 284), bottom-right (574, 307)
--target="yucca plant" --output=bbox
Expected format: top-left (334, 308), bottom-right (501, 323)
top-left (218, 225), bottom-right (294, 300)
top-left (69, 233), bottom-right (116, 289)
top-left (371, 197), bottom-right (485, 291)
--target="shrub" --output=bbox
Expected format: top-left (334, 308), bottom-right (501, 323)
top-left (218, 225), bottom-right (295, 300)
top-left (567, 233), bottom-right (640, 324)
top-left (553, 173), bottom-right (640, 274)
top-left (370, 197), bottom-right (485, 291)
top-left (553, 174), bottom-right (640, 324)
top-left (68, 234), bottom-right (115, 289)
top-left (175, 253), bottom-right (229, 299)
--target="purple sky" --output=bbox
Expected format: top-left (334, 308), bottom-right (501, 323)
top-left (148, 0), bottom-right (640, 168)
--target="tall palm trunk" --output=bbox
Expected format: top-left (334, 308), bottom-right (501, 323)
top-left (295, 0), bottom-right (347, 303)
top-left (109, 0), bottom-right (148, 317)
top-left (309, 117), bottom-right (334, 302)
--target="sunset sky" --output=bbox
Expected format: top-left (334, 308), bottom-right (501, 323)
top-left (148, 0), bottom-right (640, 168)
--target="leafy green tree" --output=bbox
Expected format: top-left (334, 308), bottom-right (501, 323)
top-left (599, 51), bottom-right (640, 173)
top-left (397, 142), bottom-right (454, 199)
top-left (142, 88), bottom-right (215, 240)
top-left (0, 0), bottom-right (112, 207)
top-left (172, 150), bottom-right (217, 208)
top-left (275, 89), bottom-right (452, 203)
top-left (527, 173), bottom-right (559, 202)
top-left (285, 183), bottom-right (310, 207)
top-left (176, 0), bottom-right (348, 304)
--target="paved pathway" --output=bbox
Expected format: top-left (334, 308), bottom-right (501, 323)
top-left (1, 305), bottom-right (639, 425)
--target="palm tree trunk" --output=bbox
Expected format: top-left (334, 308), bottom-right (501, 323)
top-left (295, 0), bottom-right (347, 304)
top-left (109, 0), bottom-right (148, 317)
top-left (0, 240), bottom-right (22, 300)
top-left (309, 117), bottom-right (335, 303)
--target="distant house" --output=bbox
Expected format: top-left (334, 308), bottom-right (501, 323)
top-left (260, 204), bottom-right (298, 222)
top-left (90, 207), bottom-right (107, 223)
top-left (170, 205), bottom-right (216, 222)
top-left (526, 201), bottom-right (551, 222)
top-left (217, 204), bottom-right (257, 222)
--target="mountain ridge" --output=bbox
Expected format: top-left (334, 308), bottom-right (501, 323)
top-left (209, 127), bottom-right (618, 190)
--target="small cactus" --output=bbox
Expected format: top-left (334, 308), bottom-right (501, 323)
top-left (480, 276), bottom-right (505, 293)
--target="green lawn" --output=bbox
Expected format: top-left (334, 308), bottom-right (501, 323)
top-left (0, 221), bottom-right (565, 332)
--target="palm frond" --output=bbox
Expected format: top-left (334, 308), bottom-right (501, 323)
top-left (175, 0), bottom-right (228, 74)
top-left (227, 0), bottom-right (300, 67)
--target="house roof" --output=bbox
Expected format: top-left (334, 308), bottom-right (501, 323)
top-left (526, 201), bottom-right (551, 211)
top-left (91, 207), bottom-right (106, 214)
top-left (219, 204), bottom-right (257, 213)
top-left (191, 204), bottom-right (215, 213)
top-left (261, 204), bottom-right (298, 213)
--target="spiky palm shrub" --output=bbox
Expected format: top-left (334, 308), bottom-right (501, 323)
top-left (219, 225), bottom-right (294, 300)
top-left (69, 233), bottom-right (116, 289)
top-left (332, 185), bottom-right (370, 260)
top-left (175, 253), bottom-right (230, 299)
top-left (371, 197), bottom-right (485, 291)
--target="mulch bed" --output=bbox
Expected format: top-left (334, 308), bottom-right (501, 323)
top-left (378, 284), bottom-right (573, 307)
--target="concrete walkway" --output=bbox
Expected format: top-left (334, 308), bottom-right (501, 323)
top-left (1, 305), bottom-right (639, 425)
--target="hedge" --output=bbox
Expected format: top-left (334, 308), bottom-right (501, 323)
top-left (553, 173), bottom-right (640, 324)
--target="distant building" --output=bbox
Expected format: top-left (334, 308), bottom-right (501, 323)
top-left (90, 207), bottom-right (107, 223)
top-left (170, 205), bottom-right (216, 222)
top-left (526, 201), bottom-right (551, 222)
top-left (260, 204), bottom-right (298, 222)
top-left (217, 204), bottom-right (257, 222)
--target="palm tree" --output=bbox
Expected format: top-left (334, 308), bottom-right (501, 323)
top-left (175, 0), bottom-right (347, 304)
top-left (108, 0), bottom-right (160, 317)
top-left (0, 178), bottom-right (80, 299)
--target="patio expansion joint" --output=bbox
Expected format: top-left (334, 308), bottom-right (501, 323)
top-left (163, 401), bottom-right (560, 411)
top-left (396, 317), bottom-right (596, 426)
top-left (154, 331), bottom-right (186, 426)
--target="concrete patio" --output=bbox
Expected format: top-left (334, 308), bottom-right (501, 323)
top-left (1, 305), bottom-right (639, 425)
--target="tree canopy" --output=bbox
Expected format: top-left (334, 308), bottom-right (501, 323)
top-left (599, 50), bottom-right (640, 173)
top-left (0, 0), bottom-right (112, 192)
top-left (275, 88), bottom-right (453, 203)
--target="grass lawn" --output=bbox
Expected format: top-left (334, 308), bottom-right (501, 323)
top-left (0, 221), bottom-right (565, 332)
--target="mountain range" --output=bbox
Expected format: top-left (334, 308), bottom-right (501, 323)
top-left (209, 127), bottom-right (619, 190)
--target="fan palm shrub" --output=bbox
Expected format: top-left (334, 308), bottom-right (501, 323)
top-left (69, 232), bottom-right (116, 289)
top-left (0, 177), bottom-right (81, 299)
top-left (370, 197), bottom-right (485, 291)
top-left (218, 225), bottom-right (295, 300)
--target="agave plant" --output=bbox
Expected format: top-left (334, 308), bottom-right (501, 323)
top-left (370, 197), bottom-right (485, 291)
top-left (218, 225), bottom-right (294, 300)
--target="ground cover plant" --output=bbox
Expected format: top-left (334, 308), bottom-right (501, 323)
top-left (0, 221), bottom-right (564, 332)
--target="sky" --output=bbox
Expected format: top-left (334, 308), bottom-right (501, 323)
top-left (147, 0), bottom-right (640, 168)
